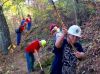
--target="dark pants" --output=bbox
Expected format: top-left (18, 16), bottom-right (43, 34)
top-left (27, 23), bottom-right (31, 31)
top-left (16, 32), bottom-right (21, 45)
top-left (25, 52), bottom-right (35, 74)
top-left (50, 55), bottom-right (62, 74)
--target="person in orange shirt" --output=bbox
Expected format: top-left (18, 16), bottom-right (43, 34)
top-left (15, 24), bottom-right (25, 46)
top-left (25, 39), bottom-right (46, 73)
top-left (26, 14), bottom-right (32, 31)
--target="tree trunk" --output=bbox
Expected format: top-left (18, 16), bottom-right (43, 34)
top-left (0, 4), bottom-right (11, 54)
top-left (75, 0), bottom-right (89, 25)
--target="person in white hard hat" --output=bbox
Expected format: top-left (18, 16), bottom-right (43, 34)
top-left (55, 25), bottom-right (85, 74)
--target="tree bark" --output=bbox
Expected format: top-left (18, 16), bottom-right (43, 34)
top-left (0, 4), bottom-right (11, 54)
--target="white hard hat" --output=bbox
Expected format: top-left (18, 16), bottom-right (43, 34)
top-left (68, 25), bottom-right (81, 37)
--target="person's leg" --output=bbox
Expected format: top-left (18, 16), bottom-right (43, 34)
top-left (50, 56), bottom-right (58, 74)
top-left (17, 32), bottom-right (21, 45)
top-left (27, 23), bottom-right (31, 31)
top-left (16, 32), bottom-right (19, 45)
top-left (50, 55), bottom-right (62, 74)
top-left (25, 52), bottom-right (32, 73)
top-left (30, 53), bottom-right (35, 71)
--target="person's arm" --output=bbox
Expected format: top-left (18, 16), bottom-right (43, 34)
top-left (23, 22), bottom-right (27, 27)
top-left (73, 51), bottom-right (85, 59)
top-left (55, 34), bottom-right (65, 48)
top-left (55, 27), bottom-right (67, 48)
top-left (73, 43), bottom-right (86, 59)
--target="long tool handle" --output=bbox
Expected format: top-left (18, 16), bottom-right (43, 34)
top-left (51, 0), bottom-right (78, 52)
top-left (34, 50), bottom-right (43, 70)
top-left (51, 0), bottom-right (65, 27)
top-left (68, 37), bottom-right (77, 52)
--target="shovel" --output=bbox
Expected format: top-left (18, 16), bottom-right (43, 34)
top-left (34, 50), bottom-right (45, 74)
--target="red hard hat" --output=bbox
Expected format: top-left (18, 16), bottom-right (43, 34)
top-left (49, 23), bottom-right (59, 31)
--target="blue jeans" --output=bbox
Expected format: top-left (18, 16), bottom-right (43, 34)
top-left (25, 52), bottom-right (35, 73)
top-left (27, 23), bottom-right (31, 31)
top-left (16, 32), bottom-right (21, 45)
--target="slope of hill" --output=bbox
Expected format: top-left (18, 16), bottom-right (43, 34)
top-left (0, 2), bottom-right (100, 74)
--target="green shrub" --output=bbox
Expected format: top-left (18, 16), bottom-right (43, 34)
top-left (35, 54), bottom-right (54, 68)
top-left (87, 7), bottom-right (96, 15)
